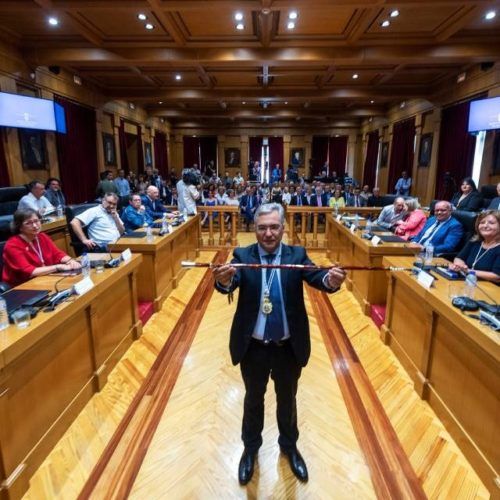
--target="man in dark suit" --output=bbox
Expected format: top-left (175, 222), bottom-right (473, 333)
top-left (213, 203), bottom-right (346, 485)
top-left (309, 186), bottom-right (327, 207)
top-left (140, 185), bottom-right (169, 219)
top-left (346, 186), bottom-right (367, 208)
top-left (239, 186), bottom-right (259, 230)
top-left (290, 186), bottom-right (308, 206)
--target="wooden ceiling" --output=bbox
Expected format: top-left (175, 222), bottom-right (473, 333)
top-left (1, 0), bottom-right (500, 127)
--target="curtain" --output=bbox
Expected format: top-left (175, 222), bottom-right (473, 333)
top-left (199, 136), bottom-right (217, 173)
top-left (183, 136), bottom-right (200, 168)
top-left (435, 101), bottom-right (477, 200)
top-left (388, 117), bottom-right (415, 194)
top-left (136, 125), bottom-right (144, 174)
top-left (268, 136), bottom-right (284, 179)
top-left (249, 136), bottom-right (263, 164)
top-left (154, 131), bottom-right (168, 178)
top-left (311, 136), bottom-right (329, 176)
top-left (362, 131), bottom-right (379, 188)
top-left (54, 95), bottom-right (98, 204)
top-left (118, 119), bottom-right (129, 174)
top-left (328, 136), bottom-right (348, 176)
top-left (0, 131), bottom-right (10, 186)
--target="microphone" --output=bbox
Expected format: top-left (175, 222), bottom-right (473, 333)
top-left (44, 287), bottom-right (75, 311)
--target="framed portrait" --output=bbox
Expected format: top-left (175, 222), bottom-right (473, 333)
top-left (102, 132), bottom-right (116, 166)
top-left (144, 142), bottom-right (153, 167)
top-left (290, 147), bottom-right (305, 168)
top-left (18, 129), bottom-right (47, 169)
top-left (380, 141), bottom-right (389, 167)
top-left (418, 133), bottom-right (433, 167)
top-left (225, 147), bottom-right (241, 168)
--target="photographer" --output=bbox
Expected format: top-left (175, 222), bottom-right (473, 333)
top-left (182, 169), bottom-right (201, 215)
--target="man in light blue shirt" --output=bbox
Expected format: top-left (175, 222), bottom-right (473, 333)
top-left (114, 169), bottom-right (130, 197)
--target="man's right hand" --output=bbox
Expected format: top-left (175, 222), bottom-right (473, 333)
top-left (212, 263), bottom-right (236, 288)
top-left (83, 238), bottom-right (97, 249)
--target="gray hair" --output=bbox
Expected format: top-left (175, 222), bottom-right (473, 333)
top-left (103, 192), bottom-right (119, 201)
top-left (254, 202), bottom-right (285, 224)
top-left (404, 197), bottom-right (420, 211)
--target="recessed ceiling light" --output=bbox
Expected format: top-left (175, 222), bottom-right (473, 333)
top-left (242, 101), bottom-right (246, 104)
top-left (145, 23), bottom-right (154, 30)
top-left (175, 74), bottom-right (182, 80)
top-left (158, 101), bottom-right (163, 104)
top-left (234, 12), bottom-right (243, 21)
top-left (48, 17), bottom-right (59, 26)
top-left (236, 23), bottom-right (244, 30)
top-left (390, 10), bottom-right (399, 18)
top-left (381, 20), bottom-right (390, 27)
top-left (137, 13), bottom-right (147, 21)
top-left (287, 21), bottom-right (295, 29)
top-left (289, 11), bottom-right (298, 20)
top-left (352, 73), bottom-right (359, 79)
top-left (285, 101), bottom-right (288, 104)
top-left (370, 100), bottom-right (375, 104)
top-left (485, 10), bottom-right (496, 20)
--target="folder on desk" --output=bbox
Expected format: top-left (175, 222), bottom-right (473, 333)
top-left (2, 289), bottom-right (50, 314)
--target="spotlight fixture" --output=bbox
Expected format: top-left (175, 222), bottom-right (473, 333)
top-left (242, 101), bottom-right (246, 104)
top-left (234, 12), bottom-right (243, 21)
top-left (381, 20), bottom-right (390, 27)
top-left (289, 11), bottom-right (298, 20)
top-left (158, 101), bottom-right (163, 104)
top-left (175, 74), bottom-right (182, 81)
top-left (287, 21), bottom-right (295, 29)
top-left (370, 100), bottom-right (375, 104)
top-left (128, 102), bottom-right (135, 110)
top-left (284, 101), bottom-right (288, 104)
top-left (352, 73), bottom-right (359, 79)
top-left (137, 13), bottom-right (147, 20)
top-left (145, 23), bottom-right (154, 30)
top-left (390, 10), bottom-right (399, 18)
top-left (400, 101), bottom-right (406, 108)
top-left (236, 23), bottom-right (244, 30)
top-left (485, 10), bottom-right (496, 20)
top-left (48, 17), bottom-right (59, 26)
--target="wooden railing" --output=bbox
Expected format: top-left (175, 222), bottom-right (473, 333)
top-left (198, 205), bottom-right (239, 247)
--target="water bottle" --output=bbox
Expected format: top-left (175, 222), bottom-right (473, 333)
top-left (464, 271), bottom-right (478, 299)
top-left (161, 214), bottom-right (169, 234)
top-left (424, 243), bottom-right (434, 266)
top-left (354, 213), bottom-right (359, 230)
top-left (57, 205), bottom-right (64, 218)
top-left (0, 295), bottom-right (8, 331)
top-left (334, 204), bottom-right (339, 217)
top-left (81, 252), bottom-right (90, 278)
top-left (146, 226), bottom-right (154, 242)
top-left (364, 218), bottom-right (372, 237)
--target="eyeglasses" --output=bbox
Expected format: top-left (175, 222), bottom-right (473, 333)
top-left (23, 219), bottom-right (41, 226)
top-left (256, 224), bottom-right (282, 233)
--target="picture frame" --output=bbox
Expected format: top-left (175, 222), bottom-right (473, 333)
top-left (102, 132), bottom-right (116, 166)
top-left (418, 133), bottom-right (433, 167)
top-left (290, 147), bottom-right (305, 168)
top-left (225, 147), bottom-right (241, 168)
top-left (380, 141), bottom-right (389, 167)
top-left (144, 142), bottom-right (153, 167)
top-left (19, 129), bottom-right (47, 169)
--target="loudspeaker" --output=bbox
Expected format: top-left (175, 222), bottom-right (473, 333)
top-left (480, 62), bottom-right (494, 71)
top-left (48, 65), bottom-right (61, 75)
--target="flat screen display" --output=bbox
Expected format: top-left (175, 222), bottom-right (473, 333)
top-left (0, 92), bottom-right (57, 131)
top-left (468, 96), bottom-right (500, 132)
top-left (54, 102), bottom-right (67, 133)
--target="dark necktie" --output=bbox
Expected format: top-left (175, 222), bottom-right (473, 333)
top-left (263, 254), bottom-right (284, 342)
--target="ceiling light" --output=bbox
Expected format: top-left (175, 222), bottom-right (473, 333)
top-left (137, 13), bottom-right (147, 21)
top-left (175, 74), bottom-right (182, 80)
top-left (287, 21), bottom-right (295, 29)
top-left (381, 20), bottom-right (390, 27)
top-left (390, 10), bottom-right (399, 18)
top-left (352, 73), bottom-right (359, 79)
top-left (145, 23), bottom-right (154, 30)
top-left (236, 23), bottom-right (244, 30)
top-left (370, 100), bottom-right (375, 104)
top-left (485, 10), bottom-right (496, 20)
top-left (234, 12), bottom-right (243, 21)
top-left (158, 101), bottom-right (163, 104)
top-left (48, 17), bottom-right (59, 26)
top-left (285, 101), bottom-right (288, 104)
top-left (289, 11), bottom-right (298, 20)
top-left (400, 101), bottom-right (406, 108)
top-left (242, 101), bottom-right (246, 104)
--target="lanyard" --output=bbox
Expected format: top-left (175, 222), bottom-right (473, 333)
top-left (29, 238), bottom-right (45, 265)
top-left (472, 243), bottom-right (498, 269)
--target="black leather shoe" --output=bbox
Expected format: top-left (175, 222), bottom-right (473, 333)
top-left (282, 449), bottom-right (308, 482)
top-left (238, 449), bottom-right (256, 485)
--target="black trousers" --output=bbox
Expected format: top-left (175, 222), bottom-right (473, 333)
top-left (240, 339), bottom-right (302, 454)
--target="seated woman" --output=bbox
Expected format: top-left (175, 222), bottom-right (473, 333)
top-left (329, 189), bottom-right (346, 210)
top-left (450, 177), bottom-right (483, 212)
top-left (449, 210), bottom-right (500, 283)
top-left (2, 209), bottom-right (81, 287)
top-left (393, 198), bottom-right (426, 240)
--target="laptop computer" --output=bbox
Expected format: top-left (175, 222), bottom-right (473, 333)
top-left (2, 289), bottom-right (50, 314)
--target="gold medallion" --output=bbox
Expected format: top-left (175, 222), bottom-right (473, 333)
top-left (262, 295), bottom-right (273, 314)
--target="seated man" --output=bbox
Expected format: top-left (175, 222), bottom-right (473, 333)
top-left (346, 186), bottom-right (367, 208)
top-left (44, 177), bottom-right (66, 208)
top-left (70, 192), bottom-right (124, 251)
top-left (376, 197), bottom-right (406, 230)
top-left (18, 180), bottom-right (55, 216)
top-left (409, 200), bottom-right (464, 255)
top-left (240, 187), bottom-right (259, 231)
top-left (141, 185), bottom-right (169, 220)
top-left (121, 194), bottom-right (153, 233)
top-left (367, 187), bottom-right (383, 207)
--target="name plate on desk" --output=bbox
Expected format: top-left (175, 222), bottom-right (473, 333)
top-left (74, 276), bottom-right (94, 295)
top-left (417, 270), bottom-right (435, 289)
top-left (371, 235), bottom-right (381, 246)
top-left (121, 248), bottom-right (132, 262)
top-left (350, 224), bottom-right (356, 233)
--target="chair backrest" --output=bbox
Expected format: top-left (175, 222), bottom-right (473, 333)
top-left (0, 186), bottom-right (29, 216)
top-left (480, 184), bottom-right (497, 201)
top-left (65, 203), bottom-right (99, 256)
top-left (451, 209), bottom-right (478, 250)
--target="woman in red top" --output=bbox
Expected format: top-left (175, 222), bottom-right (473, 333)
top-left (2, 209), bottom-right (81, 287)
top-left (394, 198), bottom-right (427, 241)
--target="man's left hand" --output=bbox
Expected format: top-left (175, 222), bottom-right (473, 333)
top-left (327, 266), bottom-right (346, 289)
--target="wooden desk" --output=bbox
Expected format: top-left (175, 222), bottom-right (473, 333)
top-left (110, 215), bottom-right (200, 311)
top-left (381, 256), bottom-right (500, 495)
top-left (41, 217), bottom-right (70, 254)
top-left (0, 255), bottom-right (142, 500)
top-left (326, 215), bottom-right (415, 314)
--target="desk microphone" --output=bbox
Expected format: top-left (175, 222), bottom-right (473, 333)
top-left (44, 287), bottom-right (75, 311)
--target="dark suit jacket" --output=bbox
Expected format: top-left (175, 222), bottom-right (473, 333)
top-left (346, 194), bottom-right (367, 207)
top-left (450, 191), bottom-right (483, 212)
top-left (140, 195), bottom-right (167, 219)
top-left (215, 244), bottom-right (334, 367)
top-left (290, 194), bottom-right (308, 206)
top-left (488, 197), bottom-right (500, 210)
top-left (309, 194), bottom-right (327, 207)
top-left (367, 195), bottom-right (384, 207)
